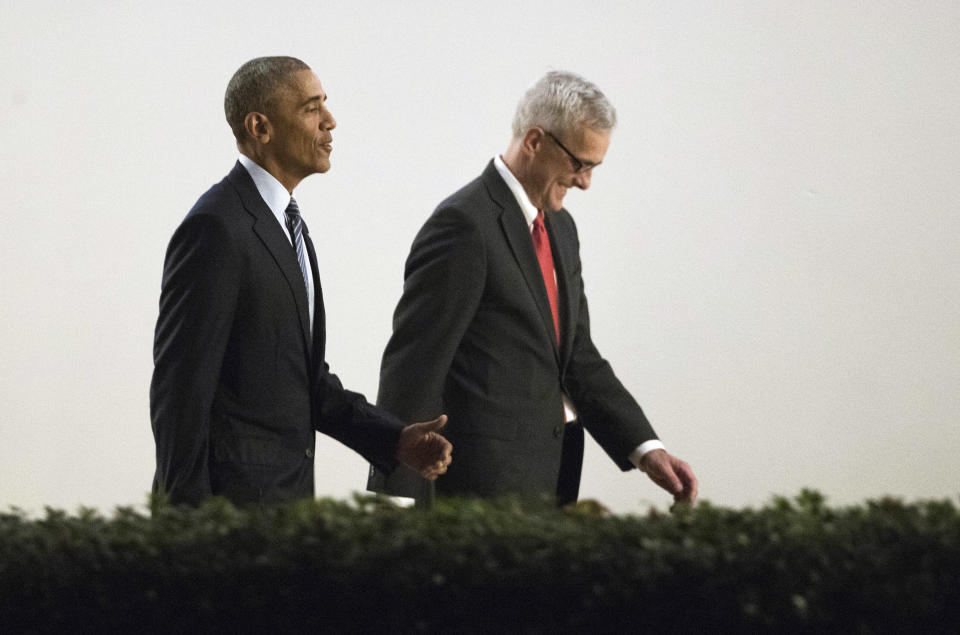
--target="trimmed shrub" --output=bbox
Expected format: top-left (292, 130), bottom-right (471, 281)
top-left (0, 490), bottom-right (957, 633)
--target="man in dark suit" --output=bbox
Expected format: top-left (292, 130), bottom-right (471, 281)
top-left (370, 71), bottom-right (696, 506)
top-left (151, 56), bottom-right (452, 507)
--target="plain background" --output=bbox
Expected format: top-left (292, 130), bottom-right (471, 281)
top-left (1, 1), bottom-right (957, 515)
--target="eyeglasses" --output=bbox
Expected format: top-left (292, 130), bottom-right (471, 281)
top-left (543, 130), bottom-right (601, 174)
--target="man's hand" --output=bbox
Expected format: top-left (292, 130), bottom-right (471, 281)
top-left (396, 415), bottom-right (453, 480)
top-left (639, 449), bottom-right (698, 505)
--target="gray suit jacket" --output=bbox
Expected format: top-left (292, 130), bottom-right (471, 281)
top-left (369, 161), bottom-right (657, 502)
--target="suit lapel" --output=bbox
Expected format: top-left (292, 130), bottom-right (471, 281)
top-left (483, 163), bottom-right (561, 363)
top-left (226, 162), bottom-right (313, 357)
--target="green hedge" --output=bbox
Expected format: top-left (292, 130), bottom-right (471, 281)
top-left (1, 491), bottom-right (958, 633)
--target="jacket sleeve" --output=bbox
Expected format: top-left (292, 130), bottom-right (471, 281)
top-left (562, 218), bottom-right (659, 471)
top-left (312, 362), bottom-right (406, 475)
top-left (378, 205), bottom-right (486, 421)
top-left (150, 212), bottom-right (240, 505)
top-left (367, 206), bottom-right (485, 496)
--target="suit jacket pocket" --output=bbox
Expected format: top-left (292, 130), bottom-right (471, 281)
top-left (213, 433), bottom-right (301, 467)
top-left (452, 412), bottom-right (519, 441)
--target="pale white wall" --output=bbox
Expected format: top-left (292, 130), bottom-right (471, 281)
top-left (1, 1), bottom-right (957, 515)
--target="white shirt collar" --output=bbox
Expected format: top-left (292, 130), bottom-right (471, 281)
top-left (236, 154), bottom-right (315, 327)
top-left (238, 154), bottom-right (295, 244)
top-left (493, 154), bottom-right (538, 228)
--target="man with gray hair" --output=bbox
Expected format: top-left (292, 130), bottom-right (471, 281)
top-left (151, 56), bottom-right (452, 507)
top-left (369, 71), bottom-right (697, 506)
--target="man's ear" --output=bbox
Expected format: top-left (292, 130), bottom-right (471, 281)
top-left (520, 127), bottom-right (544, 157)
top-left (243, 111), bottom-right (271, 145)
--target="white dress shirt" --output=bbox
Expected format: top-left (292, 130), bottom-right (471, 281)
top-left (492, 155), bottom-right (665, 469)
top-left (238, 155), bottom-right (315, 330)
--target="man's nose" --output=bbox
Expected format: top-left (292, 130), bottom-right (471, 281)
top-left (573, 169), bottom-right (592, 190)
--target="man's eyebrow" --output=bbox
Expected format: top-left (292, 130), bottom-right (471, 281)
top-left (302, 94), bottom-right (327, 107)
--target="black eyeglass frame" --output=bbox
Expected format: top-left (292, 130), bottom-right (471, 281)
top-left (542, 129), bottom-right (601, 173)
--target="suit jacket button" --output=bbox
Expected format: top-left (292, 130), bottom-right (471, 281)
top-left (305, 448), bottom-right (314, 458)
top-left (553, 424), bottom-right (562, 438)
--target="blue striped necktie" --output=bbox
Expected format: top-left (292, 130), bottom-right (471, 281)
top-left (284, 197), bottom-right (310, 294)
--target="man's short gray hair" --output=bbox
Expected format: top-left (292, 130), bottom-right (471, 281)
top-left (511, 70), bottom-right (617, 139)
top-left (224, 56), bottom-right (311, 141)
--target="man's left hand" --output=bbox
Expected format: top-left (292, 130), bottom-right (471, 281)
top-left (639, 449), bottom-right (698, 505)
top-left (396, 415), bottom-right (453, 480)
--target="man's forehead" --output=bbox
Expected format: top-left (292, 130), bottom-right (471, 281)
top-left (569, 123), bottom-right (610, 143)
top-left (282, 69), bottom-right (326, 101)
top-left (567, 125), bottom-right (611, 158)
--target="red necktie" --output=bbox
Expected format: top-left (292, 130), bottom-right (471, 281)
top-left (531, 211), bottom-right (560, 345)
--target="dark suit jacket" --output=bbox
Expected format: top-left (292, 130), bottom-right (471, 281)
top-left (369, 160), bottom-right (657, 502)
top-left (151, 161), bottom-right (405, 507)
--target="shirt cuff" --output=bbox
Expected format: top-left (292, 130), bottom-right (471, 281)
top-left (629, 440), bottom-right (666, 470)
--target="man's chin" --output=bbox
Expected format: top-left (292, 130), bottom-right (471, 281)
top-left (546, 191), bottom-right (568, 213)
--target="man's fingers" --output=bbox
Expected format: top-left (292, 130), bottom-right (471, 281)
top-left (414, 449), bottom-right (453, 480)
top-left (435, 454), bottom-right (452, 472)
top-left (421, 458), bottom-right (451, 480)
top-left (413, 414), bottom-right (448, 432)
top-left (650, 459), bottom-right (683, 497)
top-left (662, 459), bottom-right (697, 504)
top-left (439, 439), bottom-right (453, 461)
top-left (677, 462), bottom-right (698, 503)
top-left (663, 469), bottom-right (683, 497)
top-left (420, 434), bottom-right (452, 461)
